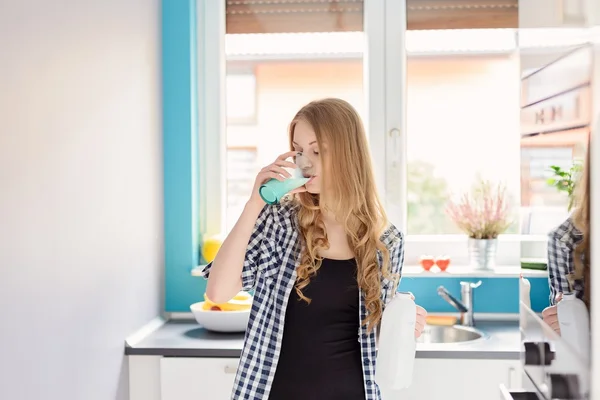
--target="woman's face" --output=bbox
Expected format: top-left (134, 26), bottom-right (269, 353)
top-left (292, 119), bottom-right (323, 194)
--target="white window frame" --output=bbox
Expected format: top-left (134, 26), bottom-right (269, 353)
top-left (197, 0), bottom-right (226, 237)
top-left (197, 0), bottom-right (547, 266)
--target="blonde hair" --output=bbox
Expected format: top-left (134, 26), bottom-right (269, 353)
top-left (571, 139), bottom-right (590, 309)
top-left (288, 98), bottom-right (396, 331)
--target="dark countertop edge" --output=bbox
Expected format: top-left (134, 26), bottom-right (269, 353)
top-left (125, 347), bottom-right (520, 360)
top-left (125, 316), bottom-right (167, 348)
top-left (124, 318), bottom-right (520, 360)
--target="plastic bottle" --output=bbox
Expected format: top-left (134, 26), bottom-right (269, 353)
top-left (519, 275), bottom-right (531, 330)
top-left (375, 292), bottom-right (417, 398)
top-left (520, 275), bottom-right (531, 309)
top-left (557, 293), bottom-right (590, 365)
top-left (258, 153), bottom-right (311, 204)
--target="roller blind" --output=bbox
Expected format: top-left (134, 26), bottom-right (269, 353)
top-left (225, 0), bottom-right (518, 34)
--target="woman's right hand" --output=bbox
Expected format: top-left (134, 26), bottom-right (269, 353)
top-left (248, 151), bottom-right (307, 207)
top-left (541, 293), bottom-right (563, 335)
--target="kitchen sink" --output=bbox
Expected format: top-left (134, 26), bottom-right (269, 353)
top-left (417, 325), bottom-right (488, 344)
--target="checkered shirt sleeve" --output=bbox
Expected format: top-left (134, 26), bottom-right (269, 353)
top-left (547, 217), bottom-right (584, 305)
top-left (382, 227), bottom-right (405, 307)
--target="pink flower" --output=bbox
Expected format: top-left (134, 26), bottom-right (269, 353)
top-left (445, 179), bottom-right (513, 239)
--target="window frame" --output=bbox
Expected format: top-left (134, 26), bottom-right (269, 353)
top-left (196, 0), bottom-right (547, 268)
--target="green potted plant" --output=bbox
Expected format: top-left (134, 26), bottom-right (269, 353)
top-left (547, 162), bottom-right (582, 211)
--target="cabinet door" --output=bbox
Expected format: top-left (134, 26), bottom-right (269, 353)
top-left (396, 359), bottom-right (521, 400)
top-left (160, 358), bottom-right (239, 400)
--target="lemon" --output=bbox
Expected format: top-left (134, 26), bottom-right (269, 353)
top-left (202, 236), bottom-right (222, 263)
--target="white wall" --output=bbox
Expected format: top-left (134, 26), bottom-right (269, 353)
top-left (0, 1), bottom-right (163, 399)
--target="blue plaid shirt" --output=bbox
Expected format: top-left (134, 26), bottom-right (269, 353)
top-left (200, 202), bottom-right (404, 400)
top-left (547, 217), bottom-right (585, 305)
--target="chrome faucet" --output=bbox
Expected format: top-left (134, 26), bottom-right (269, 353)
top-left (437, 281), bottom-right (482, 327)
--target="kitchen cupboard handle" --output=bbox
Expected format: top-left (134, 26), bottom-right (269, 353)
top-left (507, 367), bottom-right (515, 388)
top-left (389, 128), bottom-right (401, 137)
top-left (224, 365), bottom-right (237, 374)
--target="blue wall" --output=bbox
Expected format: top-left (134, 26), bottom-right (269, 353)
top-left (399, 276), bottom-right (549, 313)
top-left (160, 1), bottom-right (551, 315)
top-left (163, 0), bottom-right (204, 312)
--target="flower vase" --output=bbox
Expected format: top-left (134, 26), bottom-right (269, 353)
top-left (468, 238), bottom-right (498, 271)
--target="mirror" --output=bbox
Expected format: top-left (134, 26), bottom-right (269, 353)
top-left (518, 23), bottom-right (595, 399)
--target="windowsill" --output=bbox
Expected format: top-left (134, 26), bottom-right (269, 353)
top-left (404, 234), bottom-right (548, 242)
top-left (401, 265), bottom-right (547, 278)
top-left (190, 265), bottom-right (547, 278)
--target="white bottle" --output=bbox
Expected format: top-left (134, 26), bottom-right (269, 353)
top-left (557, 293), bottom-right (590, 365)
top-left (519, 275), bottom-right (531, 331)
top-left (375, 292), bottom-right (417, 398)
top-left (520, 275), bottom-right (531, 309)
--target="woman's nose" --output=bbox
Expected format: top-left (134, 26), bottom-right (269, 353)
top-left (296, 153), bottom-right (312, 169)
top-left (302, 159), bottom-right (312, 169)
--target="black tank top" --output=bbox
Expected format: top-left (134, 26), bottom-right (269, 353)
top-left (268, 258), bottom-right (366, 400)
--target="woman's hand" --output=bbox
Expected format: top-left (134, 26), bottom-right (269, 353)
top-left (408, 293), bottom-right (428, 338)
top-left (542, 293), bottom-right (563, 336)
top-left (248, 151), bottom-right (307, 208)
top-left (415, 305), bottom-right (427, 338)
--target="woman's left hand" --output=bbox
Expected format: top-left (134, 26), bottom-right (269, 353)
top-left (408, 293), bottom-right (427, 338)
top-left (415, 305), bottom-right (427, 338)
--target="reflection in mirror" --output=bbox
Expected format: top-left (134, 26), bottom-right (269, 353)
top-left (520, 305), bottom-right (590, 399)
top-left (519, 26), bottom-right (596, 399)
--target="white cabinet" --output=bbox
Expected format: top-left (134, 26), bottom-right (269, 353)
top-left (397, 358), bottom-right (521, 400)
top-left (160, 358), bottom-right (238, 400)
top-left (130, 355), bottom-right (520, 400)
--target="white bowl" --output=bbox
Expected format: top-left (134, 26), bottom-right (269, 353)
top-left (190, 302), bottom-right (251, 333)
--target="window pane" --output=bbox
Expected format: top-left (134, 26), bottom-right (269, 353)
top-left (226, 73), bottom-right (257, 124)
top-left (224, 5), bottom-right (364, 232)
top-left (226, 148), bottom-right (259, 230)
top-left (405, 54), bottom-right (521, 235)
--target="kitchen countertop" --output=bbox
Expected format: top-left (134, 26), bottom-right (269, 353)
top-left (125, 318), bottom-right (520, 360)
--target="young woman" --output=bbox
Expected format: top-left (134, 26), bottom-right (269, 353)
top-left (201, 98), bottom-right (427, 400)
top-left (542, 141), bottom-right (590, 335)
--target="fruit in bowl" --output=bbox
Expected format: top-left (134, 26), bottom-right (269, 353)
top-left (201, 291), bottom-right (253, 311)
top-left (190, 291), bottom-right (253, 333)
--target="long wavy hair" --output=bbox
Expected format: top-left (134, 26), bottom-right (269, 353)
top-left (571, 139), bottom-right (590, 309)
top-left (288, 98), bottom-right (396, 331)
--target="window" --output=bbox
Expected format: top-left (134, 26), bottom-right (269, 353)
top-left (197, 0), bottom-right (537, 268)
top-left (223, 4), bottom-right (365, 232)
top-left (405, 54), bottom-right (521, 235)
top-left (520, 146), bottom-right (575, 235)
top-left (226, 72), bottom-right (257, 125)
